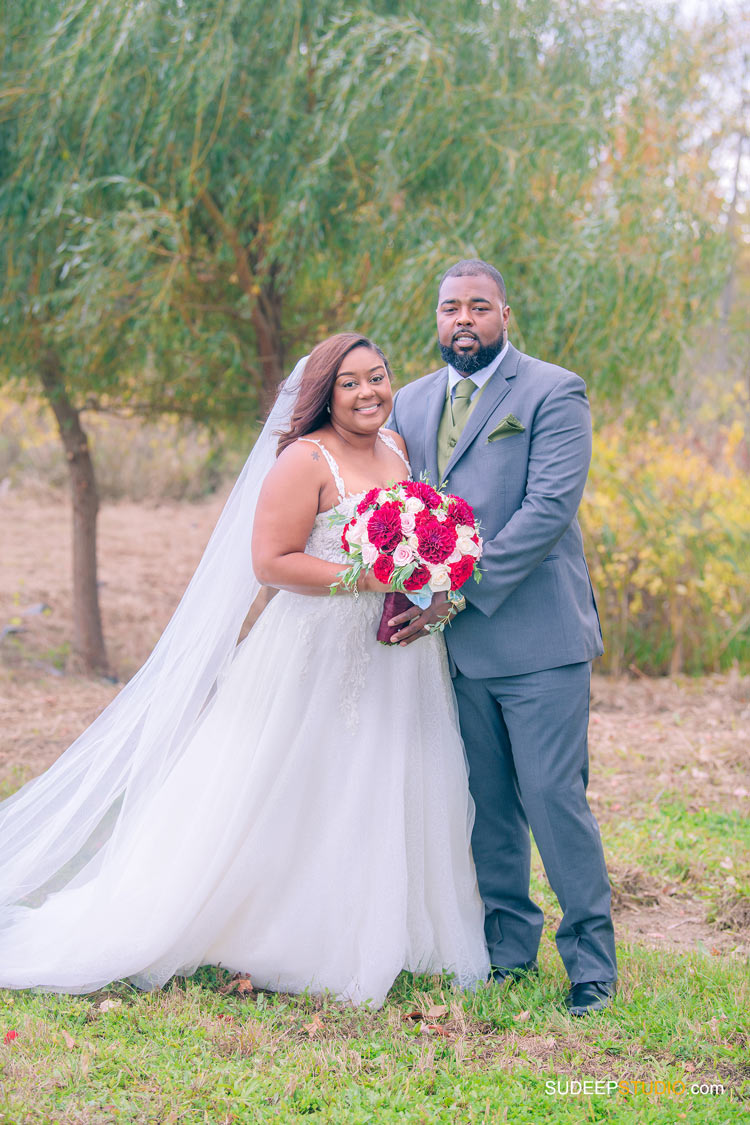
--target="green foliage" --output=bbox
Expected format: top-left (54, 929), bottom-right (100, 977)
top-left (0, 0), bottom-right (733, 423)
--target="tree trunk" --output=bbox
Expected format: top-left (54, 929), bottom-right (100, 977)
top-left (38, 351), bottom-right (110, 676)
top-left (251, 287), bottom-right (285, 402)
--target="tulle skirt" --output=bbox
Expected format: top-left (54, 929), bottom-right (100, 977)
top-left (0, 589), bottom-right (489, 1007)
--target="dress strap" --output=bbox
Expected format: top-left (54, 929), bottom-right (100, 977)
top-left (297, 438), bottom-right (346, 502)
top-left (378, 431), bottom-right (411, 476)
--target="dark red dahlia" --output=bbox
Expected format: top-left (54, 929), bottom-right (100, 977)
top-left (447, 496), bottom-right (475, 527)
top-left (416, 518), bottom-right (458, 564)
top-left (373, 554), bottom-right (395, 583)
top-left (449, 555), bottom-right (476, 589)
top-left (403, 564), bottom-right (431, 591)
top-left (404, 480), bottom-right (442, 509)
top-left (357, 487), bottom-right (382, 515)
top-left (367, 501), bottom-right (403, 551)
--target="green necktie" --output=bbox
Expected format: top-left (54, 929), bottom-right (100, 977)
top-left (451, 377), bottom-right (477, 430)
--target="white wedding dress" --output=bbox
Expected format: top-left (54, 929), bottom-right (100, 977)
top-left (0, 436), bottom-right (489, 1007)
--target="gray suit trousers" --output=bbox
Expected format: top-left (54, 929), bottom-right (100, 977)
top-left (453, 661), bottom-right (617, 983)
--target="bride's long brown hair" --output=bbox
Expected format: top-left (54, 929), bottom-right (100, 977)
top-left (275, 333), bottom-right (392, 456)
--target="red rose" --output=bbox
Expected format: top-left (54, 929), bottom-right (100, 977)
top-left (367, 501), bottom-right (403, 551)
top-left (373, 554), bottom-right (395, 583)
top-left (404, 480), bottom-right (442, 509)
top-left (3, 1030), bottom-right (18, 1044)
top-left (403, 564), bottom-right (431, 591)
top-left (357, 487), bottom-right (382, 515)
top-left (341, 521), bottom-right (352, 552)
top-left (416, 517), bottom-right (458, 564)
top-left (447, 496), bottom-right (475, 527)
top-left (449, 555), bottom-right (476, 589)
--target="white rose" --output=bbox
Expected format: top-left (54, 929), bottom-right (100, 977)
top-left (456, 523), bottom-right (475, 538)
top-left (406, 534), bottom-right (419, 550)
top-left (377, 490), bottom-right (390, 504)
top-left (393, 543), bottom-right (415, 567)
top-left (457, 536), bottom-right (481, 558)
top-left (434, 509), bottom-right (447, 522)
top-left (400, 512), bottom-right (416, 534)
top-left (404, 496), bottom-right (424, 514)
top-left (446, 547), bottom-right (462, 565)
top-left (361, 542), bottom-right (379, 566)
top-left (427, 563), bottom-right (452, 592)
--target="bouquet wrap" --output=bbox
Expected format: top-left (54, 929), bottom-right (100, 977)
top-left (375, 592), bottom-right (415, 645)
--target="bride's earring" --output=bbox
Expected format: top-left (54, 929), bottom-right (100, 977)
top-left (326, 403), bottom-right (331, 414)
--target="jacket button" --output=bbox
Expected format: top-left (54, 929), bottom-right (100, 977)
top-left (448, 436), bottom-right (457, 446)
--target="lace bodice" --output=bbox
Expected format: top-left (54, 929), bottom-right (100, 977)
top-left (305, 495), bottom-right (364, 563)
top-left (299, 433), bottom-right (410, 564)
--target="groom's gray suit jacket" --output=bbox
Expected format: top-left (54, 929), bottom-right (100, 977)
top-left (390, 343), bottom-right (603, 678)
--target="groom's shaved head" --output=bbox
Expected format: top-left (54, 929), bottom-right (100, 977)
top-left (439, 259), bottom-right (506, 305)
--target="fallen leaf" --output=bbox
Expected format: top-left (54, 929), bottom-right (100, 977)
top-left (81, 1053), bottom-right (91, 1077)
top-left (97, 999), bottom-right (122, 1014)
top-left (3, 1030), bottom-right (18, 1044)
top-left (303, 1014), bottom-right (324, 1038)
top-left (62, 1030), bottom-right (76, 1049)
top-left (426, 1004), bottom-right (449, 1019)
top-left (423, 1023), bottom-right (452, 1037)
top-left (513, 1009), bottom-right (531, 1023)
top-left (219, 974), bottom-right (254, 996)
top-left (402, 1009), bottom-right (423, 1021)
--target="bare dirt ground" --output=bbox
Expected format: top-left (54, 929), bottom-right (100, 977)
top-left (2, 491), bottom-right (749, 957)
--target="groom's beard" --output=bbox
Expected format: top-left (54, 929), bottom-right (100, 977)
top-left (439, 333), bottom-right (504, 375)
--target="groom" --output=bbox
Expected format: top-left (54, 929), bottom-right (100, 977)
top-left (388, 258), bottom-right (617, 1015)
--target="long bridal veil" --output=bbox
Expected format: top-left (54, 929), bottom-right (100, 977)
top-left (0, 358), bottom-right (307, 916)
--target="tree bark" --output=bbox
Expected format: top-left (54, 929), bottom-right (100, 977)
top-left (251, 279), bottom-right (285, 401)
top-left (38, 351), bottom-right (110, 676)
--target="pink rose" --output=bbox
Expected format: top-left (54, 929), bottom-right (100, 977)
top-left (393, 543), bottom-right (415, 566)
top-left (361, 542), bottom-right (379, 566)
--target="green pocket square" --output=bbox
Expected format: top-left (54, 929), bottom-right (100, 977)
top-left (487, 414), bottom-right (526, 441)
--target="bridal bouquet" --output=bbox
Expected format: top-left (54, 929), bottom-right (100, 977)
top-left (337, 480), bottom-right (482, 643)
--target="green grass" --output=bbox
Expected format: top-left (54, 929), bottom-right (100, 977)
top-left (1, 946), bottom-right (748, 1124)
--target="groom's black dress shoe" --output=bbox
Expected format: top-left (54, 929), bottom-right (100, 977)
top-left (490, 960), bottom-right (538, 983)
top-left (566, 980), bottom-right (615, 1016)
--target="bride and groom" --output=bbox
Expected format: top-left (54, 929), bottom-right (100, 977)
top-left (0, 258), bottom-right (616, 1014)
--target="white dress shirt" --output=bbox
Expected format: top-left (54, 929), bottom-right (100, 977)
top-left (448, 340), bottom-right (509, 401)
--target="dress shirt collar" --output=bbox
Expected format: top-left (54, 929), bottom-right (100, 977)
top-left (448, 340), bottom-right (509, 395)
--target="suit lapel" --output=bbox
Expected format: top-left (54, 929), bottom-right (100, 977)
top-left (443, 345), bottom-right (522, 478)
top-left (422, 367), bottom-right (449, 485)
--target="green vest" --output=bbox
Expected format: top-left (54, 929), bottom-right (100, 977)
top-left (436, 378), bottom-right (487, 482)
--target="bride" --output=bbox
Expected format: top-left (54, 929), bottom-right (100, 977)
top-left (0, 333), bottom-right (490, 1007)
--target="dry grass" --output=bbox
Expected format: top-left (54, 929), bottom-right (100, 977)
top-left (1, 490), bottom-right (749, 962)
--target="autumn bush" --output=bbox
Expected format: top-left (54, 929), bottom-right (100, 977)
top-left (583, 422), bottom-right (750, 675)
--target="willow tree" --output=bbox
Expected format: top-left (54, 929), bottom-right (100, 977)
top-left (321, 0), bottom-right (730, 407)
top-left (0, 0), bottom-right (732, 673)
top-left (0, 0), bottom-right (376, 672)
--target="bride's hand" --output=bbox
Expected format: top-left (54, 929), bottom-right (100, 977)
top-left (357, 571), bottom-right (396, 594)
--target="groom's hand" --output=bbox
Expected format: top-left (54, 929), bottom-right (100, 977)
top-left (388, 592), bottom-right (454, 645)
